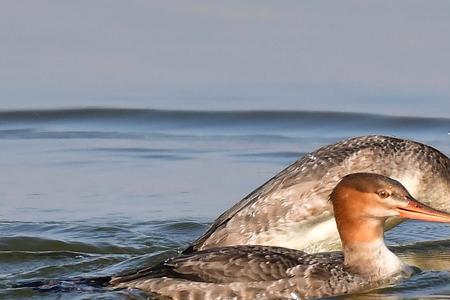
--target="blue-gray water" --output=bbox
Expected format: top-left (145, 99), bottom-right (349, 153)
top-left (0, 108), bottom-right (450, 299)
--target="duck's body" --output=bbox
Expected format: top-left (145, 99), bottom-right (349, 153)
top-left (185, 135), bottom-right (450, 253)
top-left (113, 245), bottom-right (411, 300)
top-left (112, 173), bottom-right (450, 299)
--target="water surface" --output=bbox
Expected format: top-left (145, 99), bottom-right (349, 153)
top-left (0, 108), bottom-right (449, 299)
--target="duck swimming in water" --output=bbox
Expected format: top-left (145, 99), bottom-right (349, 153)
top-left (111, 173), bottom-right (450, 299)
top-left (185, 135), bottom-right (450, 253)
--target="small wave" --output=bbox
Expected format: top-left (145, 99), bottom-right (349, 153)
top-left (0, 129), bottom-right (138, 140)
top-left (234, 151), bottom-right (306, 159)
top-left (12, 256), bottom-right (124, 280)
top-left (0, 236), bottom-right (147, 255)
top-left (372, 271), bottom-right (450, 295)
top-left (0, 108), bottom-right (448, 131)
top-left (391, 239), bottom-right (450, 271)
top-left (0, 250), bottom-right (94, 262)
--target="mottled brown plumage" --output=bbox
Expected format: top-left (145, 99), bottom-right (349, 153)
top-left (114, 246), bottom-right (354, 299)
top-left (112, 173), bottom-right (450, 300)
top-left (185, 135), bottom-right (450, 253)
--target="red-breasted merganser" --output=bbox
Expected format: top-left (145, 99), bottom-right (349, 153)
top-left (111, 173), bottom-right (450, 299)
top-left (185, 135), bottom-right (450, 253)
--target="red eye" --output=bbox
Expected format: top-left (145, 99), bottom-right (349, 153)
top-left (378, 190), bottom-right (390, 198)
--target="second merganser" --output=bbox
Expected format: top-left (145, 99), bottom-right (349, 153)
top-left (185, 135), bottom-right (450, 253)
top-left (111, 173), bottom-right (450, 300)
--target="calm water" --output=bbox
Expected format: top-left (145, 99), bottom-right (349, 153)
top-left (0, 108), bottom-right (449, 299)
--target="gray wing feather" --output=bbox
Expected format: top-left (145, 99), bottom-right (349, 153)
top-left (112, 246), bottom-right (339, 284)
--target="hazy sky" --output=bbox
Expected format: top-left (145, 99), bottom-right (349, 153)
top-left (1, 1), bottom-right (450, 116)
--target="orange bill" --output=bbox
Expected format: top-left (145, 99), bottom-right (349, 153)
top-left (396, 198), bottom-right (450, 223)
